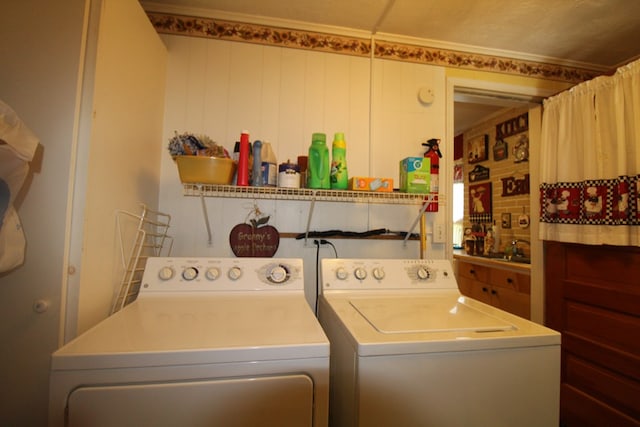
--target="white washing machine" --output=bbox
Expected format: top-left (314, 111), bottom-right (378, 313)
top-left (49, 257), bottom-right (329, 427)
top-left (318, 258), bottom-right (560, 427)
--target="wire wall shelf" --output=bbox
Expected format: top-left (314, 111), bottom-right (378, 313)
top-left (183, 184), bottom-right (429, 204)
top-left (183, 184), bottom-right (442, 246)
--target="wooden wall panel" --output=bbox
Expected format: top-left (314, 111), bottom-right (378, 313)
top-left (545, 241), bottom-right (640, 426)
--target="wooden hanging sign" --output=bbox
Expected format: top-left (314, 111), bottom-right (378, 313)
top-left (469, 164), bottom-right (490, 182)
top-left (501, 173), bottom-right (530, 196)
top-left (229, 209), bottom-right (280, 257)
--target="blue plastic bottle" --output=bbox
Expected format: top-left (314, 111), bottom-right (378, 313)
top-left (308, 133), bottom-right (330, 189)
top-left (251, 140), bottom-right (263, 186)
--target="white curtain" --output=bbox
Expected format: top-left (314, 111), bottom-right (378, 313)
top-left (539, 58), bottom-right (640, 246)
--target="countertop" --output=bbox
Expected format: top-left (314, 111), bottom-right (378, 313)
top-left (453, 250), bottom-right (531, 274)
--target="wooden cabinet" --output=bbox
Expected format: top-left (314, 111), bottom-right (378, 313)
top-left (545, 241), bottom-right (640, 426)
top-left (456, 258), bottom-right (531, 319)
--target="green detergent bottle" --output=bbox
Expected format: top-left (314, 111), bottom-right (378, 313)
top-left (330, 132), bottom-right (348, 189)
top-left (308, 133), bottom-right (330, 189)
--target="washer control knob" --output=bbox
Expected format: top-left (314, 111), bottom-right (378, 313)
top-left (335, 267), bottom-right (348, 280)
top-left (372, 267), bottom-right (385, 280)
top-left (228, 266), bottom-right (243, 281)
top-left (268, 265), bottom-right (289, 284)
top-left (158, 266), bottom-right (175, 281)
top-left (354, 267), bottom-right (367, 281)
top-left (416, 266), bottom-right (431, 280)
top-left (205, 267), bottom-right (220, 281)
top-left (182, 266), bottom-right (199, 281)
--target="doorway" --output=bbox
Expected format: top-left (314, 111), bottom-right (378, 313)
top-left (445, 77), bottom-right (552, 323)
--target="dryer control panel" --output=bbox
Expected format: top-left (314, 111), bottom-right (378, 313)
top-left (140, 257), bottom-right (304, 293)
top-left (322, 258), bottom-right (458, 291)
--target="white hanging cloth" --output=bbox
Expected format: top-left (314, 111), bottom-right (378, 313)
top-left (0, 100), bottom-right (39, 272)
top-left (539, 58), bottom-right (640, 246)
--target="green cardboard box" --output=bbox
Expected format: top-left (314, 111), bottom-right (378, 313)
top-left (399, 157), bottom-right (431, 193)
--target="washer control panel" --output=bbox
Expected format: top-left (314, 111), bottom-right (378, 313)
top-left (140, 257), bottom-right (303, 293)
top-left (322, 258), bottom-right (458, 291)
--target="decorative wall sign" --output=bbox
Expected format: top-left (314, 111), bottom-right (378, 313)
top-left (513, 134), bottom-right (529, 163)
top-left (229, 207), bottom-right (280, 257)
top-left (493, 139), bottom-right (508, 161)
top-left (469, 165), bottom-right (490, 183)
top-left (469, 182), bottom-right (492, 223)
top-left (501, 174), bottom-right (530, 196)
top-left (467, 134), bottom-right (489, 164)
top-left (501, 212), bottom-right (512, 229)
top-left (453, 163), bottom-right (464, 183)
top-left (496, 113), bottom-right (528, 139)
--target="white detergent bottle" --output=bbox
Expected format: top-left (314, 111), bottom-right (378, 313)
top-left (261, 141), bottom-right (277, 187)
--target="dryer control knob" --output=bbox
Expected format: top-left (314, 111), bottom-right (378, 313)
top-left (228, 266), bottom-right (243, 281)
top-left (158, 266), bottom-right (175, 281)
top-left (182, 266), bottom-right (199, 281)
top-left (335, 267), bottom-right (348, 280)
top-left (205, 267), bottom-right (220, 281)
top-left (268, 265), bottom-right (289, 284)
top-left (372, 267), bottom-right (385, 280)
top-left (416, 266), bottom-right (431, 280)
top-left (354, 267), bottom-right (367, 280)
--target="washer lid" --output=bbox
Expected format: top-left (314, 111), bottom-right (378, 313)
top-left (52, 294), bottom-right (329, 371)
top-left (320, 291), bottom-right (560, 356)
top-left (351, 295), bottom-right (515, 334)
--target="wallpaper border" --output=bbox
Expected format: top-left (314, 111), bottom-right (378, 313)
top-left (147, 12), bottom-right (600, 84)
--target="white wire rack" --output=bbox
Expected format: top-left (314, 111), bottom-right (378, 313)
top-left (111, 204), bottom-right (173, 314)
top-left (183, 184), bottom-right (442, 245)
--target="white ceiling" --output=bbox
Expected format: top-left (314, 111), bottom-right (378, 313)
top-left (141, 0), bottom-right (640, 133)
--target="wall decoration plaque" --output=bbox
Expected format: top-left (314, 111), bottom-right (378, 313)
top-left (469, 182), bottom-right (492, 223)
top-left (469, 165), bottom-right (490, 183)
top-left (493, 139), bottom-right (508, 161)
top-left (467, 134), bottom-right (489, 164)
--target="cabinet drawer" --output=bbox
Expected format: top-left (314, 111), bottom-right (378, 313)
top-left (490, 268), bottom-right (531, 294)
top-left (457, 276), bottom-right (491, 305)
top-left (457, 261), bottom-right (490, 282)
top-left (491, 286), bottom-right (531, 319)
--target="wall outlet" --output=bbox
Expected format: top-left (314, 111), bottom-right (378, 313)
top-left (433, 222), bottom-right (445, 243)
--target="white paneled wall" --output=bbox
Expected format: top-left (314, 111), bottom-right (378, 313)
top-left (159, 34), bottom-right (448, 306)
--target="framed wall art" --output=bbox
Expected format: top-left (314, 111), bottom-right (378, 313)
top-left (467, 134), bottom-right (489, 164)
top-left (469, 182), bottom-right (492, 223)
top-left (493, 139), bottom-right (508, 161)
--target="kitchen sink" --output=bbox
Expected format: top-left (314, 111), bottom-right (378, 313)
top-left (476, 253), bottom-right (531, 264)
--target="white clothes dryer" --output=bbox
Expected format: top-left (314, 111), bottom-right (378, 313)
top-left (49, 257), bottom-right (329, 427)
top-left (318, 258), bottom-right (560, 427)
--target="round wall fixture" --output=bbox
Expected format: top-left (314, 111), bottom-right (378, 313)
top-left (418, 87), bottom-right (434, 105)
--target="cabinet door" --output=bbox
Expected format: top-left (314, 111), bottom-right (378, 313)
top-left (458, 276), bottom-right (491, 304)
top-left (490, 285), bottom-right (530, 319)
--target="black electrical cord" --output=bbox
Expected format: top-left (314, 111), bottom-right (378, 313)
top-left (318, 239), bottom-right (338, 258)
top-left (296, 228), bottom-right (419, 240)
top-left (312, 239), bottom-right (338, 317)
top-left (313, 239), bottom-right (320, 316)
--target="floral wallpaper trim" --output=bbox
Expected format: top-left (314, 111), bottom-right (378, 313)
top-left (147, 12), bottom-right (600, 84)
top-left (373, 40), bottom-right (599, 83)
top-left (147, 13), bottom-right (371, 57)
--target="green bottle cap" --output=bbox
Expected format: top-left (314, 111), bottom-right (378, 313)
top-left (333, 132), bottom-right (346, 148)
top-left (312, 132), bottom-right (326, 143)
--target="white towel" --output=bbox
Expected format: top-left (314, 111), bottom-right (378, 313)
top-left (0, 100), bottom-right (39, 272)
